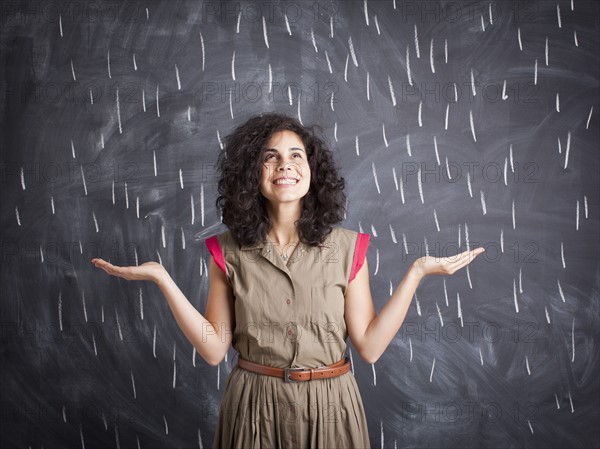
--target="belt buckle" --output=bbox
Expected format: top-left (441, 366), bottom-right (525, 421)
top-left (284, 366), bottom-right (307, 383)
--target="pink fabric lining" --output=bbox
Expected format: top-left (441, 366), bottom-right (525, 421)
top-left (205, 236), bottom-right (227, 276)
top-left (349, 233), bottom-right (370, 283)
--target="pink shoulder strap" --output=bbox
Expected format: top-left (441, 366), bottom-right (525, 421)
top-left (349, 233), bottom-right (370, 282)
top-left (205, 236), bottom-right (227, 276)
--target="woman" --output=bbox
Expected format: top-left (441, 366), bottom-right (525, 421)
top-left (92, 113), bottom-right (485, 448)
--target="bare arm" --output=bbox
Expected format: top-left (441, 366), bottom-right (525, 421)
top-left (91, 256), bottom-right (235, 366)
top-left (345, 248), bottom-right (485, 364)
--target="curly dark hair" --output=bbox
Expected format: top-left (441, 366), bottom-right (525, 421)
top-left (215, 112), bottom-right (346, 248)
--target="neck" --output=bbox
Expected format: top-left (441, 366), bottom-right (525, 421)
top-left (265, 201), bottom-right (301, 245)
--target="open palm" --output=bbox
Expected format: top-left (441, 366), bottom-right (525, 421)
top-left (413, 247), bottom-right (485, 278)
top-left (91, 258), bottom-right (165, 283)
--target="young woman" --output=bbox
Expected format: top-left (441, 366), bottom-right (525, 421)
top-left (92, 113), bottom-right (485, 448)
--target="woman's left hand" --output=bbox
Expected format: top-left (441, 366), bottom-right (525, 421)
top-left (410, 247), bottom-right (485, 279)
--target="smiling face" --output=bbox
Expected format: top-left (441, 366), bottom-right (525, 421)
top-left (259, 130), bottom-right (311, 207)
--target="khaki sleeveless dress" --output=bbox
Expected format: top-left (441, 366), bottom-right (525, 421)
top-left (205, 226), bottom-right (371, 449)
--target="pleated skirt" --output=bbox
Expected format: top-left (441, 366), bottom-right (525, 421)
top-left (211, 365), bottom-right (371, 449)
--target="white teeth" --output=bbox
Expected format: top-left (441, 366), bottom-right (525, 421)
top-left (274, 178), bottom-right (298, 185)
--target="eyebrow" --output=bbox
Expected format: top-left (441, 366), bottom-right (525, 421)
top-left (264, 147), bottom-right (305, 153)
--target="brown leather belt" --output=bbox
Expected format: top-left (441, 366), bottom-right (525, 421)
top-left (237, 356), bottom-right (351, 383)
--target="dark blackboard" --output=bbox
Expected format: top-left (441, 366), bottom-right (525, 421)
top-left (1, 1), bottom-right (599, 448)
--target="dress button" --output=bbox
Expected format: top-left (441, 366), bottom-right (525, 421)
top-left (286, 298), bottom-right (292, 305)
top-left (287, 329), bottom-right (293, 336)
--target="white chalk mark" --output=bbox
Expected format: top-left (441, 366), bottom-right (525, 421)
top-left (330, 89), bottom-right (334, 111)
top-left (545, 306), bottom-right (550, 324)
top-left (268, 64), bottom-right (273, 93)
top-left (414, 24), bottom-right (420, 58)
top-left (173, 360), bottom-right (177, 389)
top-left (139, 288), bottom-right (143, 320)
top-left (372, 162), bottom-right (380, 194)
top-left (433, 209), bottom-right (440, 232)
top-left (153, 325), bottom-right (157, 358)
top-left (409, 338), bottom-right (413, 361)
top-left (388, 75), bottom-right (396, 106)
top-left (284, 14), bottom-right (292, 35)
top-left (190, 194), bottom-right (196, 225)
top-left (153, 150), bottom-right (157, 176)
top-left (175, 64), bottom-right (181, 90)
top-left (156, 84), bottom-right (160, 117)
top-left (561, 241), bottom-right (566, 268)
top-left (70, 59), bottom-right (76, 81)
top-left (133, 53), bottom-right (137, 70)
top-left (79, 164), bottom-right (89, 195)
top-left (503, 157), bottom-right (508, 185)
top-left (363, 0), bottom-right (369, 26)
top-left (371, 363), bottom-right (376, 386)
top-left (586, 106), bottom-right (593, 129)
top-left (445, 103), bottom-right (449, 129)
top-left (525, 355), bottom-right (531, 375)
top-left (179, 168), bottom-right (184, 189)
top-left (59, 13), bottom-right (63, 37)
top-left (511, 199), bottom-right (516, 229)
top-left (470, 68), bottom-right (476, 96)
top-left (131, 371), bottom-right (137, 399)
top-left (71, 139), bottom-right (76, 158)
top-left (161, 225), bottom-right (166, 248)
top-left (402, 233), bottom-right (408, 254)
top-left (502, 80), bottom-right (508, 100)
top-left (571, 318), bottom-right (575, 362)
top-left (297, 97), bottom-right (303, 125)
top-left (434, 136), bottom-right (440, 165)
top-left (200, 32), bottom-right (205, 71)
top-left (568, 392), bottom-right (574, 412)
top-left (417, 167), bottom-right (424, 204)
top-left (464, 222), bottom-right (470, 250)
top-left (262, 16), bottom-right (269, 48)
top-left (112, 180), bottom-right (115, 205)
top-left (107, 49), bottom-right (111, 78)
top-left (229, 91), bottom-right (234, 118)
top-left (366, 72), bottom-right (371, 100)
top-left (571, 0), bottom-right (574, 10)
top-left (443, 278), bottom-right (449, 307)
top-left (489, 2), bottom-right (493, 24)
top-left (429, 38), bottom-right (435, 73)
top-left (406, 134), bottom-right (412, 156)
top-left (429, 358), bottom-right (436, 382)
top-left (392, 167), bottom-right (399, 191)
top-left (517, 27), bottom-right (523, 51)
top-left (480, 14), bottom-right (486, 32)
top-left (564, 131), bottom-right (571, 169)
top-left (389, 224), bottom-right (397, 243)
top-left (415, 295), bottom-right (421, 316)
top-left (163, 415), bottom-right (169, 434)
top-left (329, 16), bottom-right (333, 38)
top-left (469, 110), bottom-right (477, 142)
top-left (418, 101), bottom-right (423, 126)
top-left (424, 237), bottom-right (429, 256)
top-left (556, 93), bottom-right (560, 112)
top-left (399, 176), bottom-right (405, 203)
top-left (457, 292), bottom-right (463, 327)
top-left (355, 135), bottom-right (360, 156)
top-left (448, 157), bottom-right (456, 183)
top-left (480, 190), bottom-right (487, 215)
top-left (344, 54), bottom-right (349, 82)
top-left (479, 347), bottom-right (484, 366)
top-left (231, 51), bottom-right (236, 80)
top-left (125, 182), bottom-right (129, 209)
top-left (556, 4), bottom-right (562, 28)
top-left (145, 7), bottom-right (149, 19)
top-left (574, 30), bottom-right (578, 46)
top-left (527, 420), bottom-right (534, 434)
top-left (334, 122), bottom-right (338, 142)
top-left (348, 36), bottom-right (358, 67)
top-left (534, 59), bottom-right (538, 85)
top-left (545, 37), bottom-right (549, 67)
top-left (467, 172), bottom-right (473, 198)
top-left (382, 123), bottom-right (388, 147)
top-left (557, 279), bottom-right (566, 302)
top-left (406, 45), bottom-right (413, 85)
top-left (236, 12), bottom-right (241, 33)
top-left (187, 105), bottom-right (191, 121)
top-left (142, 89), bottom-right (146, 112)
top-left (58, 291), bottom-right (63, 331)
top-left (436, 302), bottom-right (444, 326)
top-left (374, 15), bottom-right (380, 35)
top-left (115, 308), bottom-right (123, 340)
top-left (444, 38), bottom-right (448, 63)
top-left (374, 248), bottom-right (379, 275)
top-left (116, 88), bottom-right (122, 134)
top-left (509, 144), bottom-right (514, 172)
top-left (513, 278), bottom-right (519, 313)
top-left (584, 195), bottom-right (588, 218)
top-left (519, 267), bottom-right (523, 293)
top-left (325, 51), bottom-right (333, 73)
top-left (20, 167), bottom-right (26, 190)
top-left (453, 83), bottom-right (458, 102)
top-left (201, 184), bottom-right (205, 226)
top-left (90, 88), bottom-right (94, 104)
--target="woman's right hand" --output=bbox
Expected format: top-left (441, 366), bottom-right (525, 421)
top-left (91, 258), bottom-right (166, 284)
